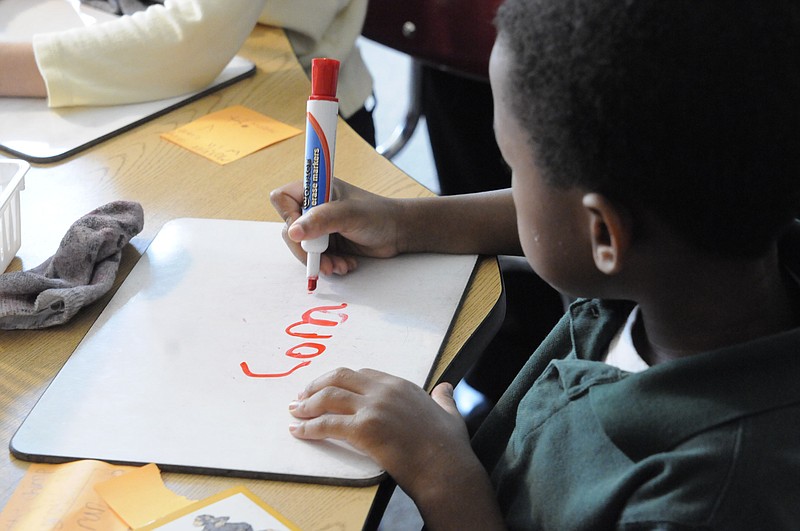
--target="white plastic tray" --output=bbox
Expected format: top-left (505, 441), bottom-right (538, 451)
top-left (0, 159), bottom-right (28, 272)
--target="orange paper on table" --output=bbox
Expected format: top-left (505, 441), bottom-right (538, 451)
top-left (160, 105), bottom-right (302, 164)
top-left (94, 463), bottom-right (195, 529)
top-left (0, 460), bottom-right (137, 530)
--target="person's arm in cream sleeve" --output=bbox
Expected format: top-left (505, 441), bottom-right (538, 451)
top-left (261, 0), bottom-right (372, 119)
top-left (31, 0), bottom-right (265, 107)
top-left (0, 0), bottom-right (372, 116)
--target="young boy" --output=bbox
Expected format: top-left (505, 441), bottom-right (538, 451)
top-left (270, 0), bottom-right (800, 528)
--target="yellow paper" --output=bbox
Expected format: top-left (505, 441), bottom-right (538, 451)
top-left (0, 460), bottom-right (137, 531)
top-left (94, 463), bottom-right (195, 529)
top-left (160, 105), bottom-right (302, 164)
top-left (137, 486), bottom-right (301, 531)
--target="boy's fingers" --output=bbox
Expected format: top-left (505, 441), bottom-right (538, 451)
top-left (269, 181), bottom-right (304, 225)
top-left (289, 386), bottom-right (361, 419)
top-left (289, 203), bottom-right (343, 243)
top-left (280, 225), bottom-right (309, 265)
top-left (327, 254), bottom-right (359, 276)
top-left (431, 382), bottom-right (461, 418)
top-left (289, 415), bottom-right (353, 441)
top-left (291, 198), bottom-right (375, 244)
top-left (286, 220), bottom-right (307, 242)
top-left (299, 367), bottom-right (371, 400)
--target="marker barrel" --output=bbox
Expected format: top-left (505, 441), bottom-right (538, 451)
top-left (301, 58), bottom-right (340, 291)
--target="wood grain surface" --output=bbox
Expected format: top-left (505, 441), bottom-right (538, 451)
top-left (0, 25), bottom-right (501, 529)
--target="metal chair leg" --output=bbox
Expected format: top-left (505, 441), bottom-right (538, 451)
top-left (376, 61), bottom-right (424, 159)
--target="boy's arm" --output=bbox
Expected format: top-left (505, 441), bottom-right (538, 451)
top-left (401, 188), bottom-right (521, 255)
top-left (0, 42), bottom-right (47, 97)
top-left (411, 433), bottom-right (508, 531)
top-left (271, 180), bottom-right (522, 276)
top-left (289, 369), bottom-right (506, 530)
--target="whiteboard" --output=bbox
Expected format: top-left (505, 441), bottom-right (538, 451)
top-left (0, 0), bottom-right (117, 38)
top-left (0, 0), bottom-right (256, 163)
top-left (11, 219), bottom-right (478, 485)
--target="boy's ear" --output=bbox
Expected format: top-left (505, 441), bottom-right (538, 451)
top-left (581, 193), bottom-right (631, 275)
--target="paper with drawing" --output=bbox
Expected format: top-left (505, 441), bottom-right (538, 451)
top-left (160, 105), bottom-right (302, 165)
top-left (11, 219), bottom-right (477, 485)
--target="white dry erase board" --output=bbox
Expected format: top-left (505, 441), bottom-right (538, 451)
top-left (0, 0), bottom-right (256, 163)
top-left (11, 219), bottom-right (478, 486)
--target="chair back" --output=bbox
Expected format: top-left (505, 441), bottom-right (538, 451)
top-left (362, 0), bottom-right (502, 80)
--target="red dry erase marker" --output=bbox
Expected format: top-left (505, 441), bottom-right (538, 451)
top-left (301, 58), bottom-right (340, 293)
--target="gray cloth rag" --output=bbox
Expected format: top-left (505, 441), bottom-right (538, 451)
top-left (0, 201), bottom-right (144, 330)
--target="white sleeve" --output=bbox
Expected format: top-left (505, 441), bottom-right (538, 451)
top-left (259, 0), bottom-right (372, 118)
top-left (33, 0), bottom-right (266, 107)
top-left (260, 0), bottom-right (363, 61)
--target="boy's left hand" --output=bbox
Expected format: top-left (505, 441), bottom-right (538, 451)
top-left (288, 367), bottom-right (472, 498)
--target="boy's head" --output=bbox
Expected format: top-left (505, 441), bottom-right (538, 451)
top-left (493, 0), bottom-right (800, 260)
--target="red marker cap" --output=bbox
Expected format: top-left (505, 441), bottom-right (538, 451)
top-left (310, 58), bottom-right (340, 101)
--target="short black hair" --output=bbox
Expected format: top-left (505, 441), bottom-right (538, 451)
top-left (495, 0), bottom-right (800, 257)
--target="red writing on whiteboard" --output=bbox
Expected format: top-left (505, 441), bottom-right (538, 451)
top-left (240, 303), bottom-right (348, 378)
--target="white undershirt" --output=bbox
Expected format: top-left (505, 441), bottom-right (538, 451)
top-left (603, 306), bottom-right (650, 373)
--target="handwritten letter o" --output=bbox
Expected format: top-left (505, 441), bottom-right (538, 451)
top-left (240, 303), bottom-right (348, 378)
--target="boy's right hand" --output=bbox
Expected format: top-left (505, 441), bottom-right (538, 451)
top-left (270, 179), bottom-right (406, 276)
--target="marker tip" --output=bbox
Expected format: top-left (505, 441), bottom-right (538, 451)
top-left (307, 277), bottom-right (318, 292)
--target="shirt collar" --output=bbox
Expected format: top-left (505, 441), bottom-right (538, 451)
top-left (572, 226), bottom-right (800, 461)
top-left (589, 325), bottom-right (800, 461)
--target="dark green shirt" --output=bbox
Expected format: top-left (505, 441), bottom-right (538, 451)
top-left (472, 297), bottom-right (800, 530)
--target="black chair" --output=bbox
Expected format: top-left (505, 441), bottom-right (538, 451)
top-left (361, 0), bottom-right (501, 158)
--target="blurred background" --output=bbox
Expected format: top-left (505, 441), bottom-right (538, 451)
top-left (358, 36), bottom-right (440, 195)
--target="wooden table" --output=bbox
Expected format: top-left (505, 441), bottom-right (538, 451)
top-left (0, 25), bottom-right (502, 529)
